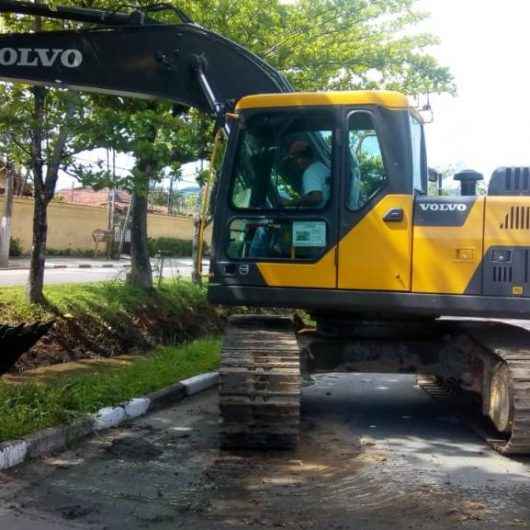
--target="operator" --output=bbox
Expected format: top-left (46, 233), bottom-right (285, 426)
top-left (282, 139), bottom-right (331, 208)
top-left (248, 139), bottom-right (330, 258)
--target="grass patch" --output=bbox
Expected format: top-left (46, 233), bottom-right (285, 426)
top-left (0, 279), bottom-right (211, 327)
top-left (0, 337), bottom-right (221, 442)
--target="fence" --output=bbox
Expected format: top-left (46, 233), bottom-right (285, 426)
top-left (9, 197), bottom-right (208, 253)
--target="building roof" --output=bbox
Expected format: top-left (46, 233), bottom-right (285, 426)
top-left (55, 188), bottom-right (131, 207)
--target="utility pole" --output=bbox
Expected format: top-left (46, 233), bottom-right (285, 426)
top-left (0, 158), bottom-right (15, 269)
top-left (167, 172), bottom-right (175, 215)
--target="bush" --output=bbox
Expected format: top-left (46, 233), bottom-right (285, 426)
top-left (46, 248), bottom-right (96, 258)
top-left (9, 238), bottom-right (23, 257)
top-left (147, 237), bottom-right (193, 257)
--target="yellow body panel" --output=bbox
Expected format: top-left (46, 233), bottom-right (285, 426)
top-left (338, 195), bottom-right (413, 291)
top-left (484, 196), bottom-right (530, 250)
top-left (257, 248), bottom-right (336, 289)
top-left (412, 198), bottom-right (485, 295)
top-left (236, 90), bottom-right (410, 111)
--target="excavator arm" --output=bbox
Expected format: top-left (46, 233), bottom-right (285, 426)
top-left (0, 0), bottom-right (292, 119)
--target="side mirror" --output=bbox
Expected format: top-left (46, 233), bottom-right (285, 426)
top-left (428, 167), bottom-right (441, 182)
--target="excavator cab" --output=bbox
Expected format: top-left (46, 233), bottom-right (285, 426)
top-left (209, 91), bottom-right (424, 310)
top-left (209, 91), bottom-right (530, 321)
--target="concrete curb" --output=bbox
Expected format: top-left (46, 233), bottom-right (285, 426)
top-left (2, 263), bottom-right (131, 271)
top-left (0, 371), bottom-right (219, 472)
top-left (49, 263), bottom-right (131, 270)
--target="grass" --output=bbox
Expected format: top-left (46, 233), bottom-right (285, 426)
top-left (0, 279), bottom-right (210, 326)
top-left (0, 337), bottom-right (221, 442)
top-left (0, 279), bottom-right (224, 364)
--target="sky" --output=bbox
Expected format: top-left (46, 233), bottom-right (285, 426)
top-left (58, 0), bottom-right (530, 190)
top-left (417, 0), bottom-right (530, 181)
top-left (58, 149), bottom-right (201, 192)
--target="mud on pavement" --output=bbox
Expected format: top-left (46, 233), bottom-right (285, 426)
top-left (1, 374), bottom-right (530, 530)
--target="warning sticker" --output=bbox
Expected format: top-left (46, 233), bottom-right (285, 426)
top-left (292, 221), bottom-right (326, 247)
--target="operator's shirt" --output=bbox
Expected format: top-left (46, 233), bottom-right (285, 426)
top-left (302, 161), bottom-right (331, 208)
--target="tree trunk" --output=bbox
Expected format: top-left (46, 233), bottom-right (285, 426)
top-left (0, 159), bottom-right (15, 269)
top-left (127, 123), bottom-right (158, 289)
top-left (27, 79), bottom-right (46, 304)
top-left (27, 82), bottom-right (74, 303)
top-left (127, 185), bottom-right (153, 289)
top-left (28, 192), bottom-right (48, 304)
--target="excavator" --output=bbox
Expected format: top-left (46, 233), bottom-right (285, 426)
top-left (1, 1), bottom-right (529, 455)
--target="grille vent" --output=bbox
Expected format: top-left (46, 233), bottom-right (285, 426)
top-left (485, 246), bottom-right (530, 296)
top-left (505, 167), bottom-right (530, 192)
top-left (493, 266), bottom-right (513, 283)
top-left (500, 206), bottom-right (530, 229)
top-left (489, 167), bottom-right (530, 196)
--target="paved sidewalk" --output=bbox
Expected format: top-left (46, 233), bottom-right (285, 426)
top-left (0, 257), bottom-right (209, 286)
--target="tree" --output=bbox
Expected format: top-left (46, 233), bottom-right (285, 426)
top-left (0, 4), bottom-right (87, 303)
top-left (0, 84), bottom-right (83, 304)
top-left (178, 0), bottom-right (454, 94)
top-left (70, 99), bottom-right (201, 288)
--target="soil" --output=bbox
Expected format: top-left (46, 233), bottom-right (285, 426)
top-left (4, 301), bottom-right (224, 374)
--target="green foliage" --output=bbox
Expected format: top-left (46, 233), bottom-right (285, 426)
top-left (46, 248), bottom-right (97, 258)
top-left (9, 237), bottom-right (22, 257)
top-left (69, 102), bottom-right (205, 193)
top-left (358, 152), bottom-right (387, 201)
top-left (0, 337), bottom-right (220, 442)
top-left (178, 0), bottom-right (454, 94)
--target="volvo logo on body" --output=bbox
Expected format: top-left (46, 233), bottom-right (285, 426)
top-left (0, 48), bottom-right (83, 68)
top-left (419, 203), bottom-right (467, 212)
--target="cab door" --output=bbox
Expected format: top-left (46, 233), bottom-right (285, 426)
top-left (213, 107), bottom-right (339, 290)
top-left (337, 108), bottom-right (414, 291)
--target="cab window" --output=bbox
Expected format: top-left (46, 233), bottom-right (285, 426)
top-left (347, 112), bottom-right (387, 210)
top-left (230, 111), bottom-right (334, 210)
top-left (410, 115), bottom-right (425, 193)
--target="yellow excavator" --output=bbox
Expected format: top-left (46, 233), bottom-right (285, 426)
top-left (1, 1), bottom-right (529, 455)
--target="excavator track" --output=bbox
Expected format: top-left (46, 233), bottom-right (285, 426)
top-left (419, 321), bottom-right (530, 455)
top-left (219, 315), bottom-right (301, 450)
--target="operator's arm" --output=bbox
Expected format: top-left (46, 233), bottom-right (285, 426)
top-left (298, 190), bottom-right (323, 207)
top-left (300, 162), bottom-right (329, 207)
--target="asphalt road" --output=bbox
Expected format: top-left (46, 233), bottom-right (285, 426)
top-left (0, 258), bottom-right (209, 286)
top-left (1, 373), bottom-right (529, 530)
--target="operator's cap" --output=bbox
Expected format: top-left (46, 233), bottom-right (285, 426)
top-left (288, 139), bottom-right (310, 157)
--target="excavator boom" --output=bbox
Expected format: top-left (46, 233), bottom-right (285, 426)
top-left (0, 1), bottom-right (292, 117)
